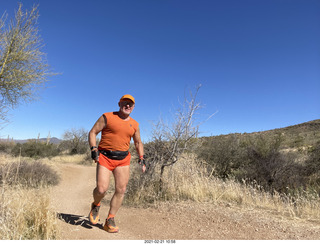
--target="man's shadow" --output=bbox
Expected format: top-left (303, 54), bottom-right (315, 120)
top-left (57, 212), bottom-right (104, 230)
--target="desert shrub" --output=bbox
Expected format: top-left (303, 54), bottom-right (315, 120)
top-left (243, 134), bottom-right (311, 194)
top-left (197, 134), bottom-right (246, 179)
top-left (304, 141), bottom-right (320, 194)
top-left (196, 133), bottom-right (317, 195)
top-left (0, 141), bottom-right (16, 154)
top-left (11, 140), bottom-right (61, 158)
top-left (0, 160), bottom-right (60, 188)
top-left (304, 141), bottom-right (320, 173)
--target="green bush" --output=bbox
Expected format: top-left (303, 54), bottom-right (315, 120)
top-left (11, 140), bottom-right (61, 158)
top-left (197, 134), bottom-right (246, 179)
top-left (244, 134), bottom-right (307, 193)
top-left (304, 142), bottom-right (320, 193)
top-left (0, 141), bottom-right (16, 154)
top-left (196, 133), bottom-right (320, 195)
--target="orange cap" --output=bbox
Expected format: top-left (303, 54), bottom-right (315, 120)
top-left (119, 94), bottom-right (135, 103)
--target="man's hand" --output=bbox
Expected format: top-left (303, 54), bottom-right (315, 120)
top-left (138, 156), bottom-right (149, 173)
top-left (91, 147), bottom-right (100, 162)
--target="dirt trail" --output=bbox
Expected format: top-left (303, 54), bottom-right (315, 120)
top-left (50, 163), bottom-right (320, 240)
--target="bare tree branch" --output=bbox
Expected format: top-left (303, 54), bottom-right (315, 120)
top-left (142, 84), bottom-right (215, 191)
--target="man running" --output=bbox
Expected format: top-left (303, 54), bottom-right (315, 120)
top-left (88, 94), bottom-right (146, 233)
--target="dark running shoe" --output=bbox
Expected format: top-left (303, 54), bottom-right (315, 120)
top-left (103, 217), bottom-right (119, 233)
top-left (88, 202), bottom-right (100, 225)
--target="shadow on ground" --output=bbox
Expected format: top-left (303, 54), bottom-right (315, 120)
top-left (57, 213), bottom-right (104, 230)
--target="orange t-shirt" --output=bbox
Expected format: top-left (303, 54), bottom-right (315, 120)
top-left (98, 112), bottom-right (139, 151)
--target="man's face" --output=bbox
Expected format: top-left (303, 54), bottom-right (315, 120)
top-left (119, 99), bottom-right (135, 115)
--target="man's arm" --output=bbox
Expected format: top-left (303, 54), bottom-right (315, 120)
top-left (88, 115), bottom-right (106, 162)
top-left (133, 126), bottom-right (144, 158)
top-left (133, 126), bottom-right (146, 172)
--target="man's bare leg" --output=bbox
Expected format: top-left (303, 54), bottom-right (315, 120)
top-left (93, 163), bottom-right (112, 205)
top-left (108, 165), bottom-right (130, 216)
top-left (89, 164), bottom-right (112, 225)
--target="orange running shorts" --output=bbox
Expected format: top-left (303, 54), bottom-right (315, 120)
top-left (98, 152), bottom-right (131, 171)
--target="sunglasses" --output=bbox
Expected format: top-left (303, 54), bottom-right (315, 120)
top-left (120, 101), bottom-right (134, 107)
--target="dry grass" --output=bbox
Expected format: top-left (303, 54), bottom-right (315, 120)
top-left (39, 154), bottom-right (89, 165)
top-left (0, 151), bottom-right (89, 166)
top-left (127, 153), bottom-right (320, 223)
top-left (0, 153), bottom-right (59, 239)
top-left (0, 185), bottom-right (59, 239)
top-left (0, 160), bottom-right (59, 187)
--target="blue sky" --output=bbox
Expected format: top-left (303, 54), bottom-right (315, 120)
top-left (0, 0), bottom-right (319, 142)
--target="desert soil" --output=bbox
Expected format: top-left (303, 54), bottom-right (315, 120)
top-left (50, 162), bottom-right (320, 240)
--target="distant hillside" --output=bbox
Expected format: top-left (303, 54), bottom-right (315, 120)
top-left (202, 119), bottom-right (320, 148)
top-left (262, 119), bottom-right (320, 134)
top-left (258, 119), bottom-right (320, 148)
top-left (0, 137), bottom-right (62, 145)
